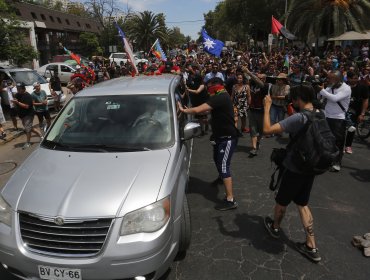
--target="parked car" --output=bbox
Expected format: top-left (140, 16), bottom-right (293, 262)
top-left (0, 66), bottom-right (66, 108)
top-left (109, 52), bottom-right (148, 66)
top-left (0, 75), bottom-right (200, 280)
top-left (37, 63), bottom-right (76, 85)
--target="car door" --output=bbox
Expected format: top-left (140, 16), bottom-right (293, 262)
top-left (60, 65), bottom-right (74, 84)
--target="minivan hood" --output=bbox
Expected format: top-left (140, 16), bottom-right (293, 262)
top-left (2, 148), bottom-right (170, 218)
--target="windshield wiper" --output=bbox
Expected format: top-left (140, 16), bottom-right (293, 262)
top-left (42, 140), bottom-right (71, 150)
top-left (70, 144), bottom-right (151, 152)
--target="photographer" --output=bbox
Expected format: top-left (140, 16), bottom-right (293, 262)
top-left (263, 85), bottom-right (322, 263)
top-left (318, 70), bottom-right (351, 172)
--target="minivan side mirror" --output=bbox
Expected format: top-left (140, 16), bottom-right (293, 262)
top-left (182, 122), bottom-right (201, 141)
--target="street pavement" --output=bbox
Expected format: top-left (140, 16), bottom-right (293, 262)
top-left (164, 132), bottom-right (370, 280)
top-left (0, 125), bottom-right (370, 279)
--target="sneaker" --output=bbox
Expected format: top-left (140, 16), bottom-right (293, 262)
top-left (330, 164), bottom-right (341, 172)
top-left (295, 242), bottom-right (322, 262)
top-left (264, 217), bottom-right (280, 239)
top-left (22, 142), bottom-right (31, 150)
top-left (215, 198), bottom-right (238, 211)
top-left (345, 147), bottom-right (353, 154)
top-left (249, 149), bottom-right (258, 157)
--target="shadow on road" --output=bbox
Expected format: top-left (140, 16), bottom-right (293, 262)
top-left (214, 213), bottom-right (287, 255)
top-left (188, 176), bottom-right (220, 204)
top-left (343, 165), bottom-right (370, 183)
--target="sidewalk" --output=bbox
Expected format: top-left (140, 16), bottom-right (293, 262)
top-left (0, 111), bottom-right (58, 145)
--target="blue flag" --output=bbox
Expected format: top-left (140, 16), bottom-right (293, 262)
top-left (201, 29), bottom-right (224, 57)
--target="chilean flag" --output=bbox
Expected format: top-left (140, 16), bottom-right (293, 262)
top-left (271, 16), bottom-right (296, 40)
top-left (114, 22), bottom-right (139, 76)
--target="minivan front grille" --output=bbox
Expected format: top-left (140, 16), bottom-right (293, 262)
top-left (19, 213), bottom-right (113, 257)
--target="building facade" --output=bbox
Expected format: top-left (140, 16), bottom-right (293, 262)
top-left (13, 1), bottom-right (102, 67)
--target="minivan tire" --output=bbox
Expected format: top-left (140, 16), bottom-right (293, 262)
top-left (178, 195), bottom-right (191, 256)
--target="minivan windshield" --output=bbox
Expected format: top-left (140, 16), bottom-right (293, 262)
top-left (112, 53), bottom-right (127, 59)
top-left (10, 70), bottom-right (47, 86)
top-left (43, 95), bottom-right (174, 152)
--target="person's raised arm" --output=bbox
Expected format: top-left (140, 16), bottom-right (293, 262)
top-left (243, 67), bottom-right (265, 88)
top-left (319, 86), bottom-right (350, 102)
top-left (187, 84), bottom-right (205, 95)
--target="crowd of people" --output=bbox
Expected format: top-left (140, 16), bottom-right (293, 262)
top-left (1, 42), bottom-right (369, 263)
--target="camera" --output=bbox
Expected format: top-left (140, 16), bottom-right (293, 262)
top-left (310, 75), bottom-right (326, 87)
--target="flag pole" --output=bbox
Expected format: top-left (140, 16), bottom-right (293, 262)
top-left (149, 39), bottom-right (158, 56)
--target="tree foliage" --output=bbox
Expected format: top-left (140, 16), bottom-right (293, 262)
top-left (79, 32), bottom-right (103, 57)
top-left (286, 0), bottom-right (370, 41)
top-left (0, 0), bottom-right (38, 66)
top-left (203, 0), bottom-right (286, 42)
top-left (125, 11), bottom-right (168, 51)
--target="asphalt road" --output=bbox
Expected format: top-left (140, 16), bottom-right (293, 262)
top-left (0, 131), bottom-right (370, 279)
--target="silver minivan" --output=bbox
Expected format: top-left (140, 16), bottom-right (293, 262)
top-left (0, 75), bottom-right (201, 280)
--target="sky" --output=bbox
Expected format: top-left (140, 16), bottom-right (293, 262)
top-left (120, 0), bottom-right (219, 40)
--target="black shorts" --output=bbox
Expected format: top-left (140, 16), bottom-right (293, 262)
top-left (275, 169), bottom-right (315, 207)
top-left (2, 104), bottom-right (17, 117)
top-left (36, 111), bottom-right (51, 120)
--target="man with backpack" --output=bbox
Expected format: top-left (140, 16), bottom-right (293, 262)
top-left (262, 85), bottom-right (339, 263)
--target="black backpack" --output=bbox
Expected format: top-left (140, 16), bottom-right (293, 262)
top-left (288, 110), bottom-right (339, 175)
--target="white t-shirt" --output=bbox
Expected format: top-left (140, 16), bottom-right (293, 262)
top-left (320, 83), bottom-right (351, 120)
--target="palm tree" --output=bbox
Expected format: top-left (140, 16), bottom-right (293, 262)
top-left (286, 0), bottom-right (370, 41)
top-left (126, 11), bottom-right (168, 51)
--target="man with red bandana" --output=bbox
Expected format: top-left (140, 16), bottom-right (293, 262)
top-left (179, 77), bottom-right (239, 211)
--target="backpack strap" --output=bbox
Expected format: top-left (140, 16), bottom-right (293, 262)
top-left (286, 111), bottom-right (313, 150)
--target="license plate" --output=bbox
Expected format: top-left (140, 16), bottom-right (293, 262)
top-left (38, 265), bottom-right (82, 280)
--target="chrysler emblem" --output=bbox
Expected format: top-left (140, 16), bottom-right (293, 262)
top-left (54, 216), bottom-right (64, 226)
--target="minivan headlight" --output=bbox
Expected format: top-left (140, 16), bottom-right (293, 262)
top-left (0, 195), bottom-right (12, 226)
top-left (120, 197), bottom-right (170, 236)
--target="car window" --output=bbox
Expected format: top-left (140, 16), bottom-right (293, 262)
top-left (44, 95), bottom-right (174, 152)
top-left (9, 71), bottom-right (47, 86)
top-left (61, 65), bottom-right (73, 73)
top-left (112, 53), bottom-right (127, 59)
top-left (46, 65), bottom-right (58, 71)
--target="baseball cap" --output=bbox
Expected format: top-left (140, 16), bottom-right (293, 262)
top-left (16, 82), bottom-right (26, 89)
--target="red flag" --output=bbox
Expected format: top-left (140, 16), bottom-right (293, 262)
top-left (271, 16), bottom-right (283, 35)
top-left (271, 16), bottom-right (296, 40)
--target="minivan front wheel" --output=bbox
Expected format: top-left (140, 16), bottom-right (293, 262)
top-left (177, 195), bottom-right (191, 257)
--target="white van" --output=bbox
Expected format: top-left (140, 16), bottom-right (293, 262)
top-left (0, 67), bottom-right (66, 108)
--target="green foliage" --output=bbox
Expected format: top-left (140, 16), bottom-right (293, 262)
top-left (203, 0), bottom-right (286, 42)
top-left (79, 32), bottom-right (103, 57)
top-left (0, 0), bottom-right (38, 66)
top-left (286, 0), bottom-right (370, 41)
top-left (125, 11), bottom-right (168, 51)
top-left (167, 27), bottom-right (187, 48)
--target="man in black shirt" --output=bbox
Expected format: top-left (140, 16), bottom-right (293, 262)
top-left (12, 83), bottom-right (42, 149)
top-left (345, 71), bottom-right (369, 153)
top-left (179, 78), bottom-right (239, 211)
